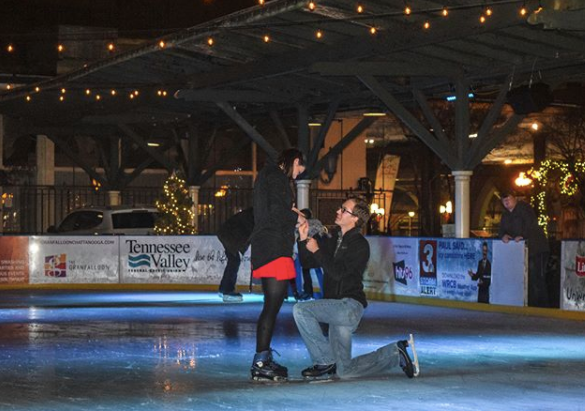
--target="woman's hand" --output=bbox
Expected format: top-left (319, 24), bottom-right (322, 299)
top-left (298, 220), bottom-right (309, 241)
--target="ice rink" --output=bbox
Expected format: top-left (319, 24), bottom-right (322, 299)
top-left (0, 290), bottom-right (584, 411)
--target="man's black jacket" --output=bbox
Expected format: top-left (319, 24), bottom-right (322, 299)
top-left (298, 226), bottom-right (369, 308)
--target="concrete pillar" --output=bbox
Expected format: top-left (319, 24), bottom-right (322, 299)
top-left (296, 179), bottom-right (311, 210)
top-left (36, 135), bottom-right (55, 233)
top-left (107, 191), bottom-right (121, 206)
top-left (36, 135), bottom-right (55, 185)
top-left (453, 170), bottom-right (473, 238)
top-left (189, 185), bottom-right (200, 232)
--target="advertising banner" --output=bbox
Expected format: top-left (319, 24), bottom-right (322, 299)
top-left (364, 237), bottom-right (419, 296)
top-left (29, 237), bottom-right (119, 284)
top-left (0, 236), bottom-right (29, 285)
top-left (419, 239), bottom-right (438, 297)
top-left (435, 239), bottom-right (490, 303)
top-left (119, 236), bottom-right (251, 284)
top-left (560, 240), bottom-right (585, 311)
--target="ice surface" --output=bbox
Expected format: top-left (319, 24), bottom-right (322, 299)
top-left (0, 291), bottom-right (584, 411)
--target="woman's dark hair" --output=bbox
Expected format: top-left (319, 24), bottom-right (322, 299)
top-left (278, 148), bottom-right (305, 178)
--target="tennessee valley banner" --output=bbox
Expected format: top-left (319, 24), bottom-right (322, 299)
top-left (119, 236), bottom-right (251, 284)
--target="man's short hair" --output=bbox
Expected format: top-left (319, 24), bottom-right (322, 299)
top-left (348, 196), bottom-right (370, 228)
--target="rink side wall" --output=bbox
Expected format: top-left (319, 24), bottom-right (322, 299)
top-left (0, 235), bottom-right (583, 317)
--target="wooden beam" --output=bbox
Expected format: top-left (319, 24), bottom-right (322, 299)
top-left (216, 101), bottom-right (278, 160)
top-left (45, 134), bottom-right (108, 189)
top-left (311, 62), bottom-right (461, 77)
top-left (455, 77), bottom-right (470, 164)
top-left (269, 110), bottom-right (292, 149)
top-left (465, 113), bottom-right (525, 169)
top-left (311, 117), bottom-right (377, 179)
top-left (466, 77), bottom-right (511, 164)
top-left (175, 89), bottom-right (290, 103)
top-left (118, 124), bottom-right (176, 171)
top-left (412, 88), bottom-right (450, 147)
top-left (358, 74), bottom-right (459, 169)
top-left (307, 98), bottom-right (339, 170)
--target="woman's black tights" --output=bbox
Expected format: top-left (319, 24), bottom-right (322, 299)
top-left (256, 277), bottom-right (288, 353)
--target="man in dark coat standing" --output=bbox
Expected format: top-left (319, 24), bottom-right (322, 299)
top-left (498, 191), bottom-right (550, 307)
top-left (218, 207), bottom-right (254, 302)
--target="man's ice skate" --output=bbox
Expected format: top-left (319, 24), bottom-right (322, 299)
top-left (301, 363), bottom-right (336, 380)
top-left (397, 334), bottom-right (420, 378)
top-left (250, 350), bottom-right (288, 382)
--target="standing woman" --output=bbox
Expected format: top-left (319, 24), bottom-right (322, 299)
top-left (250, 148), bottom-right (306, 381)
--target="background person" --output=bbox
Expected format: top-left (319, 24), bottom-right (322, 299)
top-left (498, 190), bottom-right (550, 307)
top-left (294, 197), bottom-right (418, 380)
top-left (249, 148), bottom-right (306, 381)
top-left (217, 207), bottom-right (254, 302)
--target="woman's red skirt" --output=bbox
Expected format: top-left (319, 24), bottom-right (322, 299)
top-left (252, 257), bottom-right (296, 280)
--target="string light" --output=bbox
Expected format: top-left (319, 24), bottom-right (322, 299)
top-left (95, 94), bottom-right (101, 100)
top-left (357, 3), bottom-right (363, 13)
top-left (85, 89), bottom-right (91, 95)
top-left (159, 40), bottom-right (166, 48)
top-left (258, 0), bottom-right (265, 5)
top-left (110, 89), bottom-right (117, 96)
top-left (26, 95), bottom-right (31, 102)
top-left (59, 95), bottom-right (64, 102)
top-left (423, 21), bottom-right (430, 29)
top-left (308, 1), bottom-right (316, 11)
top-left (107, 43), bottom-right (115, 51)
top-left (485, 7), bottom-right (493, 16)
top-left (404, 4), bottom-right (411, 15)
top-left (7, 44), bottom-right (14, 52)
top-left (442, 7), bottom-right (448, 17)
top-left (316, 30), bottom-right (323, 39)
top-left (520, 2), bottom-right (527, 16)
top-left (479, 14), bottom-right (486, 23)
top-left (34, 86), bottom-right (41, 93)
top-left (263, 34), bottom-right (270, 43)
top-left (5, 84), bottom-right (12, 90)
top-left (129, 93), bottom-right (135, 99)
top-left (57, 44), bottom-right (64, 52)
top-left (61, 88), bottom-right (66, 94)
top-left (207, 37), bottom-right (214, 46)
top-left (369, 26), bottom-right (377, 35)
top-left (133, 90), bottom-right (139, 96)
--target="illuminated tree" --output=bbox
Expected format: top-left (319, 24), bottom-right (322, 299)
top-left (154, 172), bottom-right (196, 235)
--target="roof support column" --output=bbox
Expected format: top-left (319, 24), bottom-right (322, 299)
top-left (296, 179), bottom-right (311, 211)
top-left (453, 170), bottom-right (473, 238)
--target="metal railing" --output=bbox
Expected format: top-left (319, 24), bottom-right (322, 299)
top-left (0, 185), bottom-right (393, 235)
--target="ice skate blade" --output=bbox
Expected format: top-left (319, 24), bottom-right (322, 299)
top-left (408, 333), bottom-right (420, 377)
top-left (251, 375), bottom-right (288, 383)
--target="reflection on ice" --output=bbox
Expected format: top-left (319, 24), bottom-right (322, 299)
top-left (0, 291), bottom-right (583, 411)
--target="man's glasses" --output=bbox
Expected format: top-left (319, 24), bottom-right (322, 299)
top-left (339, 206), bottom-right (357, 216)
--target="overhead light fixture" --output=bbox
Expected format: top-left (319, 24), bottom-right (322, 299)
top-left (308, 122), bottom-right (322, 127)
top-left (363, 111), bottom-right (386, 117)
top-left (147, 142), bottom-right (160, 147)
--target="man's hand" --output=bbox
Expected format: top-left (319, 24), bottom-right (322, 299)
top-left (502, 234), bottom-right (512, 243)
top-left (306, 238), bottom-right (319, 253)
top-left (514, 236), bottom-right (523, 242)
